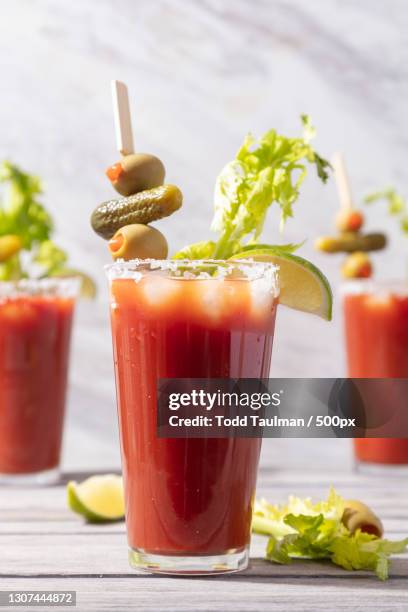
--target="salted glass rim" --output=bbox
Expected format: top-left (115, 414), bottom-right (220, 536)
top-left (341, 278), bottom-right (408, 296)
top-left (105, 258), bottom-right (279, 285)
top-left (0, 276), bottom-right (81, 298)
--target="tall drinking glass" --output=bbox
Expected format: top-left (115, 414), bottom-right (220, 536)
top-left (107, 260), bottom-right (279, 575)
top-left (343, 280), bottom-right (408, 473)
top-left (0, 278), bottom-right (79, 484)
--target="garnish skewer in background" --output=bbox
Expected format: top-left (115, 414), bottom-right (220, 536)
top-left (315, 152), bottom-right (386, 278)
top-left (91, 80), bottom-right (182, 259)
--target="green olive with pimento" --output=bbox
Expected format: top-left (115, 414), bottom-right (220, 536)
top-left (109, 224), bottom-right (168, 260)
top-left (106, 153), bottom-right (166, 197)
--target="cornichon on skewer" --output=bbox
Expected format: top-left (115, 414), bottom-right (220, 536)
top-left (106, 153), bottom-right (166, 197)
top-left (91, 184), bottom-right (182, 240)
top-left (315, 232), bottom-right (386, 253)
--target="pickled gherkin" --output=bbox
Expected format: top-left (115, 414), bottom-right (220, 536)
top-left (315, 232), bottom-right (386, 253)
top-left (91, 184), bottom-right (183, 240)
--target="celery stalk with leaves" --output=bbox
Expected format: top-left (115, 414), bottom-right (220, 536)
top-left (0, 162), bottom-right (95, 296)
top-left (173, 115), bottom-right (333, 321)
top-left (365, 188), bottom-right (408, 234)
top-left (174, 115), bottom-right (330, 261)
top-left (253, 488), bottom-right (408, 580)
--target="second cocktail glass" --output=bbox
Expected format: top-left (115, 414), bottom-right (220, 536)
top-left (0, 278), bottom-right (79, 484)
top-left (343, 280), bottom-right (408, 473)
top-left (107, 259), bottom-right (279, 575)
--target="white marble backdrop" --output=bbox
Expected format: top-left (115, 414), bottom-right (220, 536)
top-left (0, 0), bottom-right (407, 470)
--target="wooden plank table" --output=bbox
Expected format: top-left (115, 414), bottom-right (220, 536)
top-left (1, 466), bottom-right (407, 611)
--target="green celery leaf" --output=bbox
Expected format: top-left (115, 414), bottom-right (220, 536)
top-left (254, 488), bottom-right (408, 580)
top-left (253, 487), bottom-right (345, 534)
top-left (210, 116), bottom-right (329, 258)
top-left (401, 217), bottom-right (408, 233)
top-left (0, 162), bottom-right (53, 249)
top-left (172, 240), bottom-right (216, 260)
top-left (172, 117), bottom-right (330, 261)
top-left (330, 531), bottom-right (408, 581)
top-left (237, 241), bottom-right (305, 255)
top-left (266, 534), bottom-right (297, 565)
top-left (265, 514), bottom-right (337, 564)
top-left (0, 161), bottom-right (96, 292)
top-left (283, 513), bottom-right (328, 558)
top-left (364, 187), bottom-right (408, 236)
top-left (365, 188), bottom-right (405, 215)
top-left (300, 114), bottom-right (316, 142)
top-left (34, 240), bottom-right (68, 276)
top-left (0, 255), bottom-right (24, 281)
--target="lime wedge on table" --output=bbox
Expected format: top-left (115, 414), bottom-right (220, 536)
top-left (232, 249), bottom-right (333, 320)
top-left (67, 474), bottom-right (125, 523)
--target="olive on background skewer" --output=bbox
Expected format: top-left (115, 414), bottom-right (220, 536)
top-left (335, 209), bottom-right (364, 232)
top-left (106, 153), bottom-right (166, 197)
top-left (341, 252), bottom-right (373, 278)
top-left (109, 224), bottom-right (168, 260)
top-left (91, 184), bottom-right (183, 240)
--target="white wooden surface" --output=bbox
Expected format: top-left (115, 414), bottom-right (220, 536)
top-left (0, 467), bottom-right (407, 611)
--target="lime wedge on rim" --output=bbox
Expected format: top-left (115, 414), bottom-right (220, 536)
top-left (67, 474), bottom-right (125, 523)
top-left (232, 249), bottom-right (333, 320)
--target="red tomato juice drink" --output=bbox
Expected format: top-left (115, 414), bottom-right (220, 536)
top-left (0, 278), bottom-right (79, 484)
top-left (343, 280), bottom-right (408, 472)
top-left (107, 260), bottom-right (279, 574)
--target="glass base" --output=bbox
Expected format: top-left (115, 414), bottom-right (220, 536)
top-left (355, 460), bottom-right (408, 477)
top-left (0, 466), bottom-right (60, 486)
top-left (128, 546), bottom-right (249, 575)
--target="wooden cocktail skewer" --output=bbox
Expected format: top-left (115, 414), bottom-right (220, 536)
top-left (107, 81), bottom-right (165, 198)
top-left (332, 152), bottom-right (353, 211)
top-left (332, 152), bottom-right (364, 234)
top-left (108, 79), bottom-right (135, 254)
top-left (111, 80), bottom-right (135, 156)
top-left (105, 81), bottom-right (171, 260)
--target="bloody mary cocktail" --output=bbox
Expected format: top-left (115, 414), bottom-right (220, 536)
top-left (0, 279), bottom-right (78, 484)
top-left (108, 260), bottom-right (278, 574)
top-left (343, 281), bottom-right (408, 470)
